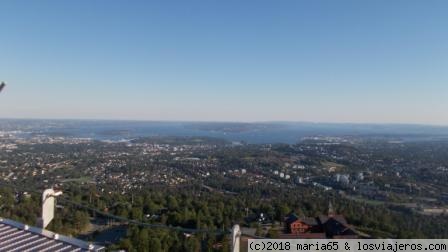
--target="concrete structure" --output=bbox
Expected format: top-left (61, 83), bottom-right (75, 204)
top-left (37, 189), bottom-right (62, 229)
top-left (231, 224), bottom-right (241, 252)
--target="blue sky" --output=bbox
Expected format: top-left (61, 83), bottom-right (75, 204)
top-left (1, 0), bottom-right (447, 124)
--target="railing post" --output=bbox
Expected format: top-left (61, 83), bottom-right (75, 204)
top-left (232, 224), bottom-right (241, 252)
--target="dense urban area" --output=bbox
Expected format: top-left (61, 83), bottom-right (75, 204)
top-left (1, 121), bottom-right (448, 251)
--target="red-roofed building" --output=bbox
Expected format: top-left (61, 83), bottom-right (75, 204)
top-left (282, 202), bottom-right (369, 239)
top-left (284, 214), bottom-right (319, 234)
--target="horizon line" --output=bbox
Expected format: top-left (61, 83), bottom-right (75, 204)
top-left (1, 116), bottom-right (448, 128)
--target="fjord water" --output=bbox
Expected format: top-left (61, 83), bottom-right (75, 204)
top-left (2, 119), bottom-right (448, 144)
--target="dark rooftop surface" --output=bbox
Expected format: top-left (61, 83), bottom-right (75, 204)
top-left (0, 218), bottom-right (104, 252)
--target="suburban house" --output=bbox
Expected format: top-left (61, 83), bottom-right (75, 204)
top-left (285, 214), bottom-right (319, 234)
top-left (281, 203), bottom-right (369, 239)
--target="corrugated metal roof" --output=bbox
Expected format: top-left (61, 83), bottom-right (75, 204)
top-left (0, 218), bottom-right (104, 252)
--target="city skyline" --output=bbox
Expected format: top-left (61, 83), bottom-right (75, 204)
top-left (1, 1), bottom-right (448, 125)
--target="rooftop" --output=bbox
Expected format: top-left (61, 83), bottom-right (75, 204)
top-left (0, 217), bottom-right (104, 252)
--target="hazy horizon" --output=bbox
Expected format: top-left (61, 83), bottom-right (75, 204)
top-left (2, 116), bottom-right (448, 128)
top-left (1, 1), bottom-right (448, 124)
